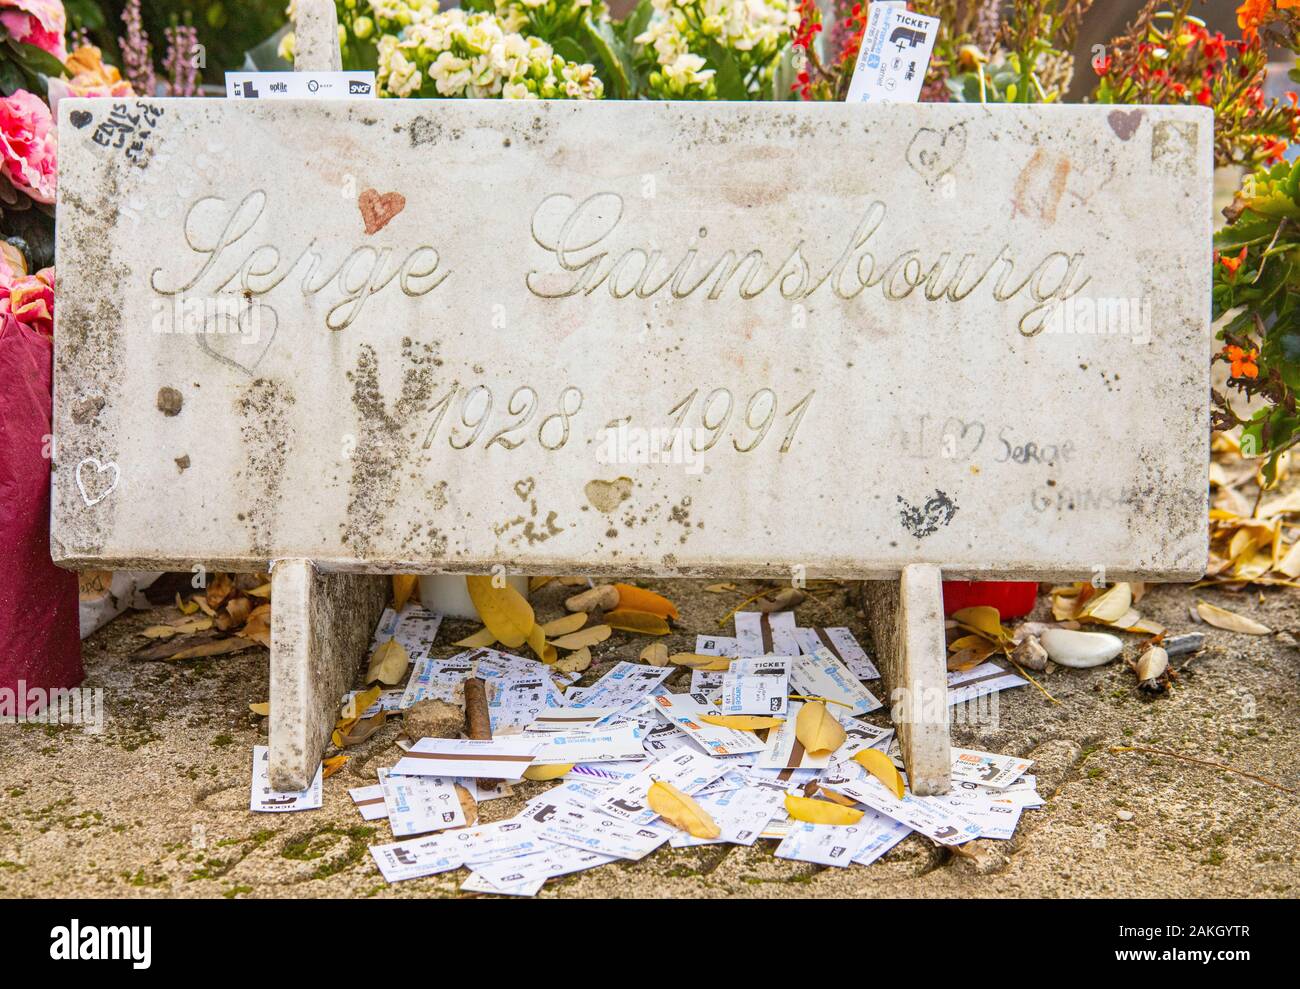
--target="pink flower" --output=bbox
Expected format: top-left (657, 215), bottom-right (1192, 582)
top-left (0, 89), bottom-right (56, 204)
top-left (0, 266), bottom-right (55, 337)
top-left (0, 1), bottom-right (68, 62)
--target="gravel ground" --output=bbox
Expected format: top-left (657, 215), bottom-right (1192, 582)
top-left (1, 577), bottom-right (1296, 899)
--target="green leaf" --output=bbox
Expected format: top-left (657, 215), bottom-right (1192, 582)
top-left (624, 0), bottom-right (655, 49)
top-left (706, 42), bottom-right (747, 101)
top-left (5, 39), bottom-right (65, 79)
top-left (583, 15), bottom-right (633, 100)
top-left (552, 35), bottom-right (589, 67)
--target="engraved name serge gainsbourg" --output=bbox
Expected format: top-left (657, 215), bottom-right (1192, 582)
top-left (147, 190), bottom-right (1089, 336)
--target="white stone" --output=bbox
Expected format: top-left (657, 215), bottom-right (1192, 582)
top-left (1040, 627), bottom-right (1123, 668)
top-left (51, 99), bottom-right (1212, 581)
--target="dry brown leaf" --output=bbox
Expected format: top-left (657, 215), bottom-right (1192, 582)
top-left (550, 625), bottom-right (612, 650)
top-left (206, 573), bottom-right (234, 609)
top-left (795, 701), bottom-right (845, 756)
top-left (640, 642), bottom-right (670, 666)
top-left (332, 711), bottom-right (386, 747)
top-left (248, 702), bottom-right (270, 717)
top-left (193, 596), bottom-right (217, 618)
top-left (605, 610), bottom-right (671, 635)
top-left (456, 784), bottom-right (479, 826)
top-left (366, 638), bottom-right (411, 685)
top-left (243, 605), bottom-right (271, 647)
top-left (704, 583), bottom-right (737, 593)
top-left (565, 584), bottom-right (618, 612)
top-left (225, 596), bottom-right (251, 627)
top-left (648, 780), bottom-right (720, 838)
top-left (555, 647), bottom-right (591, 674)
top-left (756, 587), bottom-right (805, 612)
top-left (852, 749), bottom-right (906, 799)
top-left (540, 612), bottom-right (588, 636)
top-left (1194, 600), bottom-right (1273, 635)
top-left (164, 635), bottom-right (258, 661)
top-left (246, 582), bottom-right (272, 599)
top-left (784, 793), bottom-right (863, 825)
top-left (529, 576), bottom-right (555, 592)
top-left (466, 575), bottom-right (535, 649)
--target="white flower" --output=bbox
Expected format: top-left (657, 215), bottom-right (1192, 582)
top-left (429, 50), bottom-right (472, 95)
top-left (503, 81), bottom-right (535, 99)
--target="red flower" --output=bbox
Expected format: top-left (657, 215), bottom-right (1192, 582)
top-left (1217, 246), bottom-right (1248, 276)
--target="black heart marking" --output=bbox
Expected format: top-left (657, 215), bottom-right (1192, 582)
top-left (195, 304), bottom-right (278, 376)
top-left (897, 489), bottom-right (958, 539)
top-left (70, 110), bottom-right (93, 130)
top-left (905, 123), bottom-right (967, 186)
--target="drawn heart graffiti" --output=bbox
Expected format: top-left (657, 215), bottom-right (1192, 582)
top-left (70, 110), bottom-right (93, 130)
top-left (196, 304), bottom-right (278, 376)
top-left (906, 123), bottom-right (967, 186)
top-left (897, 489), bottom-right (958, 539)
top-left (359, 188), bottom-right (406, 235)
top-left (75, 457), bottom-right (120, 507)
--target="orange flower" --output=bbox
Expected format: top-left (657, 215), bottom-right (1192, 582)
top-left (1224, 345), bottom-right (1260, 379)
top-left (1237, 0), bottom-right (1272, 40)
top-left (63, 45), bottom-right (134, 99)
top-left (1217, 245), bottom-right (1248, 276)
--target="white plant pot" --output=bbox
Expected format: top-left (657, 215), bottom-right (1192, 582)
top-left (417, 574), bottom-right (530, 621)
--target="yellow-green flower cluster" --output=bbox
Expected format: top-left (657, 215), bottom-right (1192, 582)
top-left (375, 9), bottom-right (604, 99)
top-left (635, 0), bottom-right (797, 98)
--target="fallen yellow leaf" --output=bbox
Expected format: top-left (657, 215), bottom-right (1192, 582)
top-left (392, 575), bottom-right (418, 612)
top-left (784, 793), bottom-right (864, 825)
top-left (1195, 600), bottom-right (1272, 635)
top-left (465, 575), bottom-right (535, 649)
top-left (555, 647), bottom-right (591, 674)
top-left (852, 749), bottom-right (905, 799)
top-left (176, 592), bottom-right (199, 616)
top-left (455, 627), bottom-right (497, 648)
top-left (605, 609), bottom-right (671, 635)
top-left (522, 763), bottom-right (572, 781)
top-left (541, 612), bottom-right (588, 636)
top-left (550, 625), bottom-right (611, 650)
top-left (1079, 583), bottom-right (1132, 624)
top-left (366, 639), bottom-right (410, 685)
top-left (248, 702), bottom-right (270, 717)
top-left (322, 755), bottom-right (348, 779)
top-left (951, 606), bottom-right (1012, 645)
top-left (648, 780), bottom-right (720, 838)
top-left (668, 653), bottom-right (730, 671)
top-left (613, 584), bottom-right (679, 620)
top-left (640, 642), bottom-right (669, 666)
top-left (698, 714), bottom-right (783, 730)
top-left (526, 623), bottom-right (556, 664)
top-left (795, 701), bottom-right (845, 756)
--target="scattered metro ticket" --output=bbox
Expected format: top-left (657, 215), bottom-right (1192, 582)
top-left (690, 669), bottom-right (726, 696)
top-left (349, 784), bottom-right (388, 821)
top-left (573, 662), bottom-right (674, 713)
top-left (392, 737), bottom-right (538, 780)
top-left (486, 675), bottom-right (564, 733)
top-left (845, 1), bottom-right (939, 104)
top-left (776, 820), bottom-right (873, 867)
top-left (528, 723), bottom-right (647, 765)
top-left (838, 718), bottom-right (895, 760)
top-left (735, 611), bottom-right (800, 656)
top-left (668, 785), bottom-right (785, 848)
top-left (541, 800), bottom-right (675, 860)
top-left (934, 790), bottom-right (1023, 840)
top-left (378, 768), bottom-right (465, 838)
top-left (794, 626), bottom-right (880, 681)
top-left (399, 653), bottom-right (476, 708)
top-left (651, 693), bottom-right (766, 757)
top-left (526, 707), bottom-right (619, 732)
top-left (789, 646), bottom-right (883, 716)
top-left (947, 662), bottom-right (1029, 706)
top-left (370, 833), bottom-right (465, 883)
top-left (250, 745), bottom-right (322, 813)
top-left (590, 748), bottom-right (730, 825)
top-left (851, 810), bottom-right (914, 866)
top-left (756, 701), bottom-right (831, 770)
top-left (695, 635), bottom-right (741, 656)
top-left (819, 761), bottom-right (980, 846)
top-left (720, 656), bottom-right (789, 715)
top-left (950, 748), bottom-right (1034, 788)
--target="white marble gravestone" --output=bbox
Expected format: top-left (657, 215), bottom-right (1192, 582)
top-left (52, 97), bottom-right (1212, 789)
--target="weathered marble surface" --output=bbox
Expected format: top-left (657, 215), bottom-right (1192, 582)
top-left (52, 99), bottom-right (1212, 580)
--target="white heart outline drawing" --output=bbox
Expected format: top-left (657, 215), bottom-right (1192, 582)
top-left (75, 457), bottom-right (120, 507)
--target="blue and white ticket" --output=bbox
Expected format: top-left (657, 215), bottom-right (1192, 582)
top-left (775, 820), bottom-right (873, 867)
top-left (735, 610), bottom-right (800, 657)
top-left (668, 785), bottom-right (786, 848)
top-left (790, 646), bottom-right (883, 716)
top-left (794, 626), bottom-right (880, 681)
top-left (720, 656), bottom-right (789, 715)
top-left (819, 761), bottom-right (980, 846)
top-left (528, 723), bottom-right (647, 765)
top-left (378, 767), bottom-right (465, 838)
top-left (589, 748), bottom-right (730, 825)
top-left (756, 701), bottom-right (831, 770)
top-left (572, 661), bottom-right (674, 713)
top-left (651, 692), bottom-right (766, 757)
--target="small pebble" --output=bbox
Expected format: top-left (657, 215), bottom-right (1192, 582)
top-left (1116, 810), bottom-right (1135, 822)
top-left (1040, 628), bottom-right (1123, 668)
